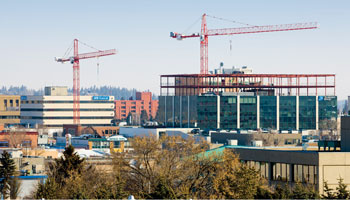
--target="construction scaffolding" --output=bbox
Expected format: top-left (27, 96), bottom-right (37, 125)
top-left (160, 74), bottom-right (336, 96)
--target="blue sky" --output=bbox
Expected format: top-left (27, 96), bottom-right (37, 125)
top-left (1, 0), bottom-right (349, 99)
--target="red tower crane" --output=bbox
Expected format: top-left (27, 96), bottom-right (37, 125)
top-left (170, 14), bottom-right (318, 74)
top-left (55, 39), bottom-right (116, 125)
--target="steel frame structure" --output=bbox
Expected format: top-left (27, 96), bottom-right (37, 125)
top-left (160, 74), bottom-right (336, 96)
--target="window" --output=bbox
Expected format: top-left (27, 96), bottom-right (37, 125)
top-left (114, 141), bottom-right (121, 148)
top-left (22, 140), bottom-right (31, 148)
top-left (0, 141), bottom-right (9, 147)
top-left (293, 164), bottom-right (316, 184)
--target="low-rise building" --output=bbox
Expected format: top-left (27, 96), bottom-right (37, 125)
top-left (211, 131), bottom-right (302, 146)
top-left (212, 145), bottom-right (349, 194)
top-left (0, 131), bottom-right (38, 148)
top-left (0, 95), bottom-right (20, 126)
top-left (63, 124), bottom-right (119, 137)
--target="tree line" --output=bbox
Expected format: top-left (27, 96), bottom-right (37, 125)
top-left (30, 135), bottom-right (350, 199)
top-left (0, 85), bottom-right (158, 100)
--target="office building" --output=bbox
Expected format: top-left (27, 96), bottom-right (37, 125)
top-left (157, 94), bottom-right (337, 131)
top-left (0, 95), bottom-right (20, 125)
top-left (158, 72), bottom-right (337, 131)
top-left (20, 86), bottom-right (115, 128)
top-left (115, 92), bottom-right (158, 120)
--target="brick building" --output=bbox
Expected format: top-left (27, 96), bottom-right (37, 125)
top-left (115, 92), bottom-right (158, 121)
top-left (0, 131), bottom-right (38, 148)
top-left (63, 124), bottom-right (119, 137)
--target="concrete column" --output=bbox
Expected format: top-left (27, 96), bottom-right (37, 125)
top-left (180, 96), bottom-right (182, 128)
top-left (277, 96), bottom-right (280, 131)
top-left (289, 164), bottom-right (294, 183)
top-left (237, 96), bottom-right (240, 129)
top-left (172, 96), bottom-right (175, 127)
top-left (257, 96), bottom-right (260, 129)
top-left (164, 96), bottom-right (167, 125)
top-left (188, 96), bottom-right (190, 128)
top-left (268, 162), bottom-right (273, 182)
top-left (296, 96), bottom-right (299, 130)
top-left (217, 95), bottom-right (220, 129)
top-left (316, 96), bottom-right (319, 130)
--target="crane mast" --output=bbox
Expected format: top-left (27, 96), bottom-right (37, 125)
top-left (55, 39), bottom-right (116, 125)
top-left (171, 13), bottom-right (318, 74)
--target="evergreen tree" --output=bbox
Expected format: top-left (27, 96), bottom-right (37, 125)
top-left (9, 177), bottom-right (21, 199)
top-left (140, 110), bottom-right (149, 124)
top-left (273, 183), bottom-right (292, 199)
top-left (323, 181), bottom-right (336, 199)
top-left (34, 145), bottom-right (86, 199)
top-left (292, 181), bottom-right (319, 199)
top-left (0, 151), bottom-right (16, 199)
top-left (148, 178), bottom-right (176, 199)
top-left (336, 177), bottom-right (350, 199)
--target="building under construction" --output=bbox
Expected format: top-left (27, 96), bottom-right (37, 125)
top-left (157, 67), bottom-right (337, 131)
top-left (160, 66), bottom-right (335, 97)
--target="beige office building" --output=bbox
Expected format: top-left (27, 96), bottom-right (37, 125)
top-left (20, 87), bottom-right (115, 128)
top-left (0, 95), bottom-right (20, 125)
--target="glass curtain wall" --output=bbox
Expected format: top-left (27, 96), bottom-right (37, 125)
top-left (260, 96), bottom-right (277, 130)
top-left (197, 96), bottom-right (217, 130)
top-left (299, 96), bottom-right (316, 130)
top-left (318, 96), bottom-right (337, 121)
top-left (220, 96), bottom-right (237, 130)
top-left (240, 96), bottom-right (257, 129)
top-left (189, 96), bottom-right (198, 127)
top-left (279, 96), bottom-right (296, 130)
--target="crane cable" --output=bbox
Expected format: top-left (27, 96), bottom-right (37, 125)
top-left (78, 40), bottom-right (101, 51)
top-left (62, 40), bottom-right (74, 59)
top-left (77, 40), bottom-right (102, 82)
top-left (206, 14), bottom-right (256, 27)
top-left (182, 16), bottom-right (202, 35)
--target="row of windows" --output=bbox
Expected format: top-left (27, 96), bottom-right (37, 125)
top-left (22, 100), bottom-right (113, 104)
top-left (244, 160), bottom-right (317, 184)
top-left (21, 108), bottom-right (114, 112)
top-left (0, 116), bottom-right (20, 119)
top-left (21, 116), bottom-right (114, 120)
top-left (3, 99), bottom-right (19, 108)
top-left (0, 140), bottom-right (31, 148)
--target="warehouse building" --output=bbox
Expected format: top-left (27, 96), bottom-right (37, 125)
top-left (20, 86), bottom-right (115, 128)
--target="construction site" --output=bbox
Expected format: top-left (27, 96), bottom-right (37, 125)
top-left (157, 14), bottom-right (337, 131)
top-left (162, 14), bottom-right (335, 97)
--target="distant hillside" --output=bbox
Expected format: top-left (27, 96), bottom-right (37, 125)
top-left (0, 85), bottom-right (157, 100)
